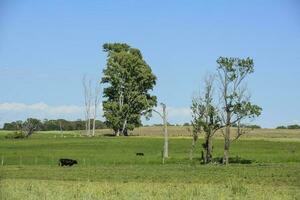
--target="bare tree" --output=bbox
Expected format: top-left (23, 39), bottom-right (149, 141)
top-left (161, 103), bottom-right (168, 158)
top-left (152, 103), bottom-right (169, 159)
top-left (83, 75), bottom-right (92, 136)
top-left (191, 75), bottom-right (222, 164)
top-left (92, 82), bottom-right (101, 137)
top-left (22, 118), bottom-right (41, 137)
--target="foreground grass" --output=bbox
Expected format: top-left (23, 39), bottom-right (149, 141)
top-left (0, 129), bottom-right (299, 199)
top-left (1, 178), bottom-right (299, 200)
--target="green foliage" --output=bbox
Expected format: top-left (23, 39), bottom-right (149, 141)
top-left (3, 121), bottom-right (23, 130)
top-left (101, 43), bottom-right (157, 135)
top-left (217, 56), bottom-right (262, 123)
top-left (217, 57), bottom-right (254, 81)
top-left (191, 99), bottom-right (222, 135)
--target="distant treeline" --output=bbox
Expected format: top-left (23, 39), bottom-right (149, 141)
top-left (3, 119), bottom-right (107, 131)
top-left (276, 124), bottom-right (300, 129)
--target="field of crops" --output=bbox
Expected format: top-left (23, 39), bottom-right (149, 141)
top-left (0, 128), bottom-right (299, 199)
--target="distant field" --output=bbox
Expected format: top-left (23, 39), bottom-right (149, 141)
top-left (0, 128), bottom-right (299, 199)
top-left (2, 126), bottom-right (300, 139)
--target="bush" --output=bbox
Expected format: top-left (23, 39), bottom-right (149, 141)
top-left (276, 126), bottom-right (287, 129)
top-left (276, 124), bottom-right (300, 129)
top-left (5, 131), bottom-right (26, 139)
top-left (287, 124), bottom-right (300, 129)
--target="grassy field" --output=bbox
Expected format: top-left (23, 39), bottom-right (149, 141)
top-left (0, 128), bottom-right (299, 199)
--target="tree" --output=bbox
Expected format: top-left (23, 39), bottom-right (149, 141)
top-left (92, 82), bottom-right (101, 137)
top-left (22, 118), bottom-right (42, 137)
top-left (152, 103), bottom-right (169, 159)
top-left (216, 57), bottom-right (262, 164)
top-left (101, 43), bottom-right (157, 136)
top-left (82, 75), bottom-right (92, 136)
top-left (191, 75), bottom-right (222, 164)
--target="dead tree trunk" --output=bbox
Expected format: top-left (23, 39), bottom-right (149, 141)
top-left (82, 76), bottom-right (92, 136)
top-left (162, 103), bottom-right (168, 158)
top-left (92, 84), bottom-right (101, 137)
top-left (189, 130), bottom-right (198, 161)
top-left (223, 112), bottom-right (231, 165)
top-left (59, 120), bottom-right (63, 137)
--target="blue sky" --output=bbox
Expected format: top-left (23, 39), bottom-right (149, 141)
top-left (0, 0), bottom-right (299, 128)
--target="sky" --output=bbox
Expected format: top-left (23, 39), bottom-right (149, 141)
top-left (0, 0), bottom-right (299, 128)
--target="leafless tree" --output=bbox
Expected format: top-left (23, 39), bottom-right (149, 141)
top-left (92, 82), bottom-right (101, 137)
top-left (82, 75), bottom-right (92, 136)
top-left (22, 118), bottom-right (41, 137)
top-left (152, 103), bottom-right (168, 159)
top-left (191, 75), bottom-right (222, 164)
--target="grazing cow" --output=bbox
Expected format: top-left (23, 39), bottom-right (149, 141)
top-left (136, 153), bottom-right (144, 156)
top-left (59, 158), bottom-right (78, 167)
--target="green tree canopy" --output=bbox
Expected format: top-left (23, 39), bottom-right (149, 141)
top-left (101, 43), bottom-right (157, 136)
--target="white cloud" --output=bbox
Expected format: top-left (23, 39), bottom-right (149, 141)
top-left (0, 102), bottom-right (82, 114)
top-left (0, 102), bottom-right (88, 127)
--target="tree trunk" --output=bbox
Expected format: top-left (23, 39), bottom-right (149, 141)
top-left (205, 135), bottom-right (213, 163)
top-left (222, 125), bottom-right (230, 165)
top-left (88, 118), bottom-right (91, 136)
top-left (162, 104), bottom-right (168, 158)
top-left (121, 119), bottom-right (128, 136)
top-left (92, 118), bottom-right (96, 137)
top-left (189, 133), bottom-right (197, 161)
top-left (115, 130), bottom-right (120, 137)
top-left (123, 129), bottom-right (128, 136)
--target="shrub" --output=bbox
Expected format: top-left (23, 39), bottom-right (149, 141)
top-left (287, 124), bottom-right (300, 129)
top-left (5, 131), bottom-right (26, 139)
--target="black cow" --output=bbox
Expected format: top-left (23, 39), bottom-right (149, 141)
top-left (59, 158), bottom-right (78, 167)
top-left (136, 153), bottom-right (144, 156)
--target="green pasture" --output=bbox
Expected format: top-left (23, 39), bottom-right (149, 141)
top-left (0, 129), bottom-right (299, 199)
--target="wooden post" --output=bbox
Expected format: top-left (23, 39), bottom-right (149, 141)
top-left (1, 155), bottom-right (4, 166)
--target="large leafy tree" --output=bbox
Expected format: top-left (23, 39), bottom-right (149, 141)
top-left (101, 43), bottom-right (157, 136)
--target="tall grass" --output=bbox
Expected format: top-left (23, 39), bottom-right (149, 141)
top-left (1, 179), bottom-right (299, 200)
